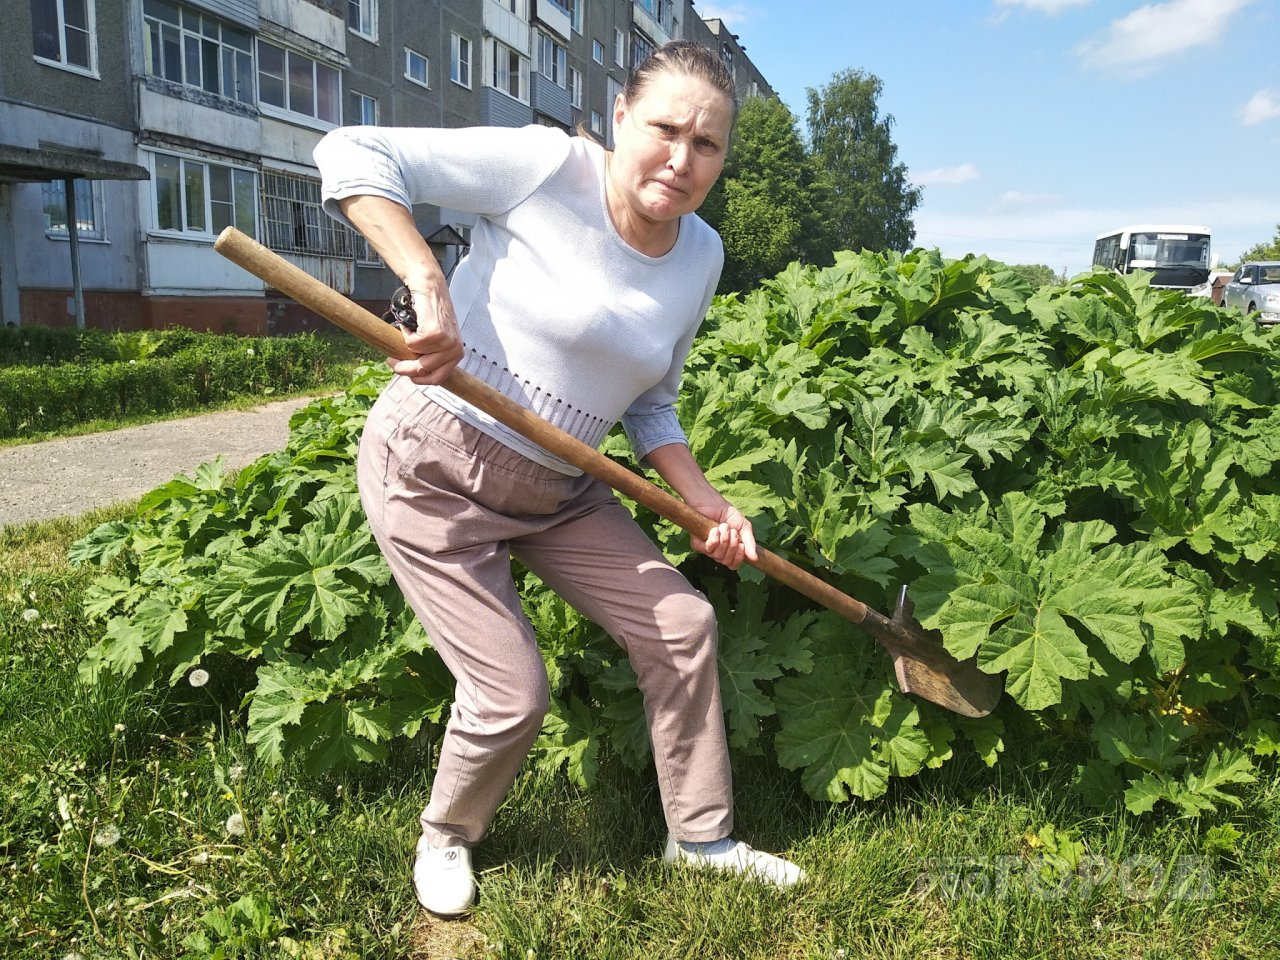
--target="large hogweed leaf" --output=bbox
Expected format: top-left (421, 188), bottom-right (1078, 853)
top-left (774, 613), bottom-right (931, 801)
top-left (905, 493), bottom-right (1202, 710)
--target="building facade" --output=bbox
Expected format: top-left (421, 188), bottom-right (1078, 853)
top-left (1, 0), bottom-right (773, 333)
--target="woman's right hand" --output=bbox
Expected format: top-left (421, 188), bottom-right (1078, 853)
top-left (388, 281), bottom-right (465, 385)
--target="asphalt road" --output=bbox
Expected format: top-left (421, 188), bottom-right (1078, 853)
top-left (0, 396), bottom-right (317, 528)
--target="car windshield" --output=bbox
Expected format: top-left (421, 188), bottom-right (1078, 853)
top-left (1128, 232), bottom-right (1210, 267)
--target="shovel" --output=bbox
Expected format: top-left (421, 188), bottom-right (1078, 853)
top-left (214, 227), bottom-right (1003, 718)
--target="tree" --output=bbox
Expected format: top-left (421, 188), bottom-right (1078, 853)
top-left (1232, 223), bottom-right (1280, 267)
top-left (1006, 264), bottom-right (1059, 290)
top-left (701, 96), bottom-right (825, 294)
top-left (805, 69), bottom-right (921, 259)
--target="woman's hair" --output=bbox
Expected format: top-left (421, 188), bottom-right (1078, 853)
top-left (578, 40), bottom-right (738, 143)
top-left (622, 40), bottom-right (738, 119)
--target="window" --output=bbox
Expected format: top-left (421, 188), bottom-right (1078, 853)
top-left (31, 0), bottom-right (96, 74)
top-left (257, 40), bottom-right (340, 124)
top-left (149, 151), bottom-right (256, 238)
top-left (347, 90), bottom-right (377, 125)
top-left (355, 234), bottom-right (381, 266)
top-left (486, 38), bottom-right (528, 103)
top-left (630, 31), bottom-right (654, 69)
top-left (568, 66), bottom-right (581, 109)
top-left (720, 42), bottom-right (734, 74)
top-left (450, 33), bottom-right (471, 88)
top-left (498, 0), bottom-right (528, 17)
top-left (405, 47), bottom-right (429, 88)
top-left (537, 32), bottom-right (565, 87)
top-left (143, 0), bottom-right (254, 104)
top-left (590, 110), bottom-right (602, 135)
top-left (347, 0), bottom-right (375, 40)
top-left (566, 0), bottom-right (582, 33)
top-left (42, 179), bottom-right (105, 240)
top-left (636, 0), bottom-right (673, 28)
top-left (613, 29), bottom-right (624, 66)
top-left (261, 170), bottom-right (362, 258)
top-left (591, 39), bottom-right (603, 64)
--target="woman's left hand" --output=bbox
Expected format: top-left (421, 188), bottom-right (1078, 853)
top-left (689, 499), bottom-right (758, 571)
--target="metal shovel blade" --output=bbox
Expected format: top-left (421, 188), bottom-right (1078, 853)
top-left (876, 587), bottom-right (1002, 718)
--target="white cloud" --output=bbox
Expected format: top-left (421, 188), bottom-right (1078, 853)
top-left (915, 163), bottom-right (981, 187)
top-left (695, 3), bottom-right (761, 27)
top-left (992, 190), bottom-right (1062, 210)
top-left (1241, 88), bottom-right (1280, 126)
top-left (1075, 0), bottom-right (1258, 73)
top-left (914, 196), bottom-right (1268, 275)
top-left (993, 0), bottom-right (1091, 14)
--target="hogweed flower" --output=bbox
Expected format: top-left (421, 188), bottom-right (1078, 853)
top-left (188, 668), bottom-right (210, 688)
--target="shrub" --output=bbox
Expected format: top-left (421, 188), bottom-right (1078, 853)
top-left (70, 254), bottom-right (1280, 817)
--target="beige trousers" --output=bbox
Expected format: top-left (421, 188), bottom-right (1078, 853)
top-left (357, 375), bottom-right (734, 848)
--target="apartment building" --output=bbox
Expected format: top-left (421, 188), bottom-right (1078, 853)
top-left (0, 0), bottom-right (773, 333)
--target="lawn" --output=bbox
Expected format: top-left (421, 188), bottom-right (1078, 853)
top-left (1, 508), bottom-right (1275, 959)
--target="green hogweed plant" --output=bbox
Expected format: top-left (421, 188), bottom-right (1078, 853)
top-left (71, 251), bottom-right (1280, 817)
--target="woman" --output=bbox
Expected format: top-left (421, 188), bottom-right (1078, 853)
top-left (315, 41), bottom-right (804, 917)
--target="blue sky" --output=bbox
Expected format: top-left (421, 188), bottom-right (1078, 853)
top-left (697, 0), bottom-right (1280, 275)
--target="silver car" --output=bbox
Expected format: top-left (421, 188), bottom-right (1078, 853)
top-left (1222, 261), bottom-right (1280, 324)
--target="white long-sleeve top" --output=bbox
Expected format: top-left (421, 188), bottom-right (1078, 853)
top-left (314, 123), bottom-right (724, 475)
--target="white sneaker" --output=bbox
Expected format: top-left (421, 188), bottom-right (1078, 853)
top-left (663, 834), bottom-right (807, 887)
top-left (413, 836), bottom-right (476, 916)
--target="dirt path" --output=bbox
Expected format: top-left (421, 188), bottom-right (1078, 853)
top-left (0, 396), bottom-right (319, 528)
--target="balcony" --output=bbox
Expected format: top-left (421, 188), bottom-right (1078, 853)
top-left (631, 0), bottom-right (673, 45)
top-left (534, 0), bottom-right (571, 41)
top-left (481, 88), bottom-right (534, 128)
top-left (530, 74), bottom-right (571, 127)
top-left (484, 0), bottom-right (531, 54)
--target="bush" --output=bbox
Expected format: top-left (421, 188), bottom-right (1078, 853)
top-left (0, 329), bottom-right (369, 439)
top-left (69, 255), bottom-right (1280, 818)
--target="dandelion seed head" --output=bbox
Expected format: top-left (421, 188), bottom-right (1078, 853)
top-left (246, 347), bottom-right (256, 356)
top-left (228, 764), bottom-right (245, 782)
top-left (225, 813), bottom-right (246, 837)
top-left (188, 668), bottom-right (209, 688)
top-left (114, 723), bottom-right (125, 733)
top-left (94, 823), bottom-right (122, 848)
top-left (193, 850), bottom-right (210, 865)
top-left (22, 608), bottom-right (39, 621)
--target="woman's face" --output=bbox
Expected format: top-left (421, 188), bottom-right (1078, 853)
top-left (607, 71), bottom-right (734, 228)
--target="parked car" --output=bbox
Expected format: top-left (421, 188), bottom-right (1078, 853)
top-left (1222, 261), bottom-right (1280, 325)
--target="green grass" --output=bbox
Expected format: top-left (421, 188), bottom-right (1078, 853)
top-left (1, 511), bottom-right (1276, 960)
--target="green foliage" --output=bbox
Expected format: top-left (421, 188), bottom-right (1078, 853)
top-left (805, 69), bottom-right (921, 256)
top-left (1007, 263), bottom-right (1063, 289)
top-left (72, 256), bottom-right (1280, 820)
top-left (1230, 222), bottom-right (1280, 267)
top-left (0, 329), bottom-right (367, 439)
top-left (700, 95), bottom-right (826, 294)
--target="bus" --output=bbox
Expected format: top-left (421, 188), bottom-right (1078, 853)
top-left (1092, 224), bottom-right (1212, 292)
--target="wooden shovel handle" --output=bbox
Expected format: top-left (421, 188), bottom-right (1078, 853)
top-left (213, 227), bottom-right (873, 626)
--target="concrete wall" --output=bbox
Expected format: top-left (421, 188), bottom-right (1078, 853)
top-left (0, 102), bottom-right (145, 295)
top-left (2, 0), bottom-right (136, 129)
top-left (0, 0), bottom-right (775, 332)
